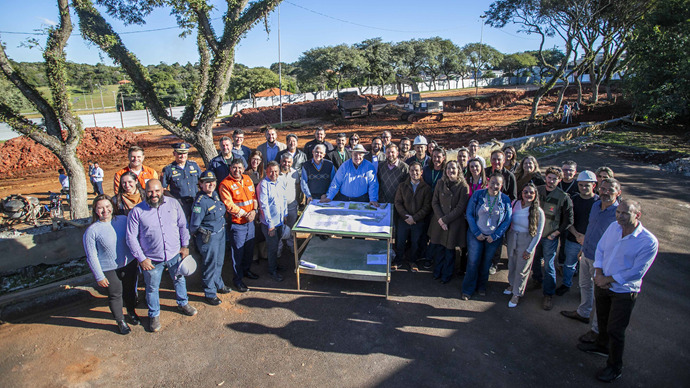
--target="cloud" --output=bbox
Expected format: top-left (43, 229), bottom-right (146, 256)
top-left (38, 17), bottom-right (58, 26)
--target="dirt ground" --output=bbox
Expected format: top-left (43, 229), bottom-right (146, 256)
top-left (0, 85), bottom-right (627, 207)
top-left (0, 146), bottom-right (688, 387)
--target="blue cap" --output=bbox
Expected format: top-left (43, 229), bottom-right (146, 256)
top-left (173, 143), bottom-right (192, 153)
top-left (199, 170), bottom-right (216, 182)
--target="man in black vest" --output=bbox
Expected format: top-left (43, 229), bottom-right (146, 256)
top-left (304, 127), bottom-right (334, 157)
top-left (300, 144), bottom-right (335, 203)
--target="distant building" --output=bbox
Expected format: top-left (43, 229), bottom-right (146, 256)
top-left (254, 88), bottom-right (293, 98)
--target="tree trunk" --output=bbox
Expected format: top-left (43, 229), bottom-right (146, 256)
top-left (575, 75), bottom-right (583, 105)
top-left (554, 81), bottom-right (569, 115)
top-left (59, 152), bottom-right (89, 219)
top-left (530, 94), bottom-right (542, 120)
top-left (606, 81), bottom-right (613, 100)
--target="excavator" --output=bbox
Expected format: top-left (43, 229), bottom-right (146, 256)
top-left (399, 92), bottom-right (444, 123)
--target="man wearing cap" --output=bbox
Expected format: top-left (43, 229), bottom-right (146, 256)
top-left (161, 143), bottom-right (201, 219)
top-left (556, 170), bottom-right (599, 297)
top-left (577, 199), bottom-right (658, 383)
top-left (562, 178), bottom-right (622, 344)
top-left (323, 144), bottom-right (379, 206)
top-left (276, 133), bottom-right (307, 172)
top-left (303, 127), bottom-right (334, 157)
top-left (301, 144), bottom-right (336, 203)
top-left (190, 171), bottom-right (232, 305)
top-left (405, 136), bottom-right (431, 168)
top-left (219, 158), bottom-right (260, 292)
top-left (114, 145), bottom-right (159, 194)
top-left (257, 161), bottom-right (289, 282)
top-left (365, 136), bottom-right (385, 170)
top-left (257, 127), bottom-right (286, 167)
top-left (126, 179), bottom-right (197, 332)
top-left (326, 132), bottom-right (351, 170)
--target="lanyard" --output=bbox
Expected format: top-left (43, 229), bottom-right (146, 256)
top-left (486, 192), bottom-right (499, 214)
top-left (432, 169), bottom-right (442, 186)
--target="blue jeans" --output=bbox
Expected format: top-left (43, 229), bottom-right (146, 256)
top-left (229, 222), bottom-right (255, 284)
top-left (562, 239), bottom-right (581, 288)
top-left (142, 254), bottom-right (189, 318)
top-left (395, 219), bottom-right (425, 263)
top-left (537, 237), bottom-right (559, 295)
top-left (462, 232), bottom-right (503, 295)
top-left (430, 243), bottom-right (455, 282)
top-left (261, 223), bottom-right (283, 274)
top-left (197, 228), bottom-right (226, 298)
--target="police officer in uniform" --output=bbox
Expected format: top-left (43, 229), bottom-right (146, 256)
top-left (190, 171), bottom-right (232, 306)
top-left (161, 143), bottom-right (201, 219)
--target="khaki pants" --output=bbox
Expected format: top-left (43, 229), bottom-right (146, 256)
top-left (506, 229), bottom-right (535, 297)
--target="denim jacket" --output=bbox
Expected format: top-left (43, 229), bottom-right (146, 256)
top-left (466, 189), bottom-right (512, 241)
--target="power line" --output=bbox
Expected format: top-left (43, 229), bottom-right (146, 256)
top-left (283, 1), bottom-right (456, 34)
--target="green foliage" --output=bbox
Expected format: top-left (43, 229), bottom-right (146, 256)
top-left (295, 44), bottom-right (365, 92)
top-left (462, 43), bottom-right (503, 79)
top-left (226, 66), bottom-right (296, 100)
top-left (499, 52), bottom-right (537, 77)
top-left (624, 0), bottom-right (690, 123)
top-left (0, 76), bottom-right (34, 112)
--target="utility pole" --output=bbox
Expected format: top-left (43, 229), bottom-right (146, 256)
top-left (278, 4), bottom-right (283, 124)
top-left (477, 15), bottom-right (487, 96)
top-left (96, 84), bottom-right (105, 112)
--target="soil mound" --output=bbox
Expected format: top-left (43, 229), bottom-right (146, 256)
top-left (223, 95), bottom-right (388, 128)
top-left (0, 127), bottom-right (139, 177)
top-left (444, 91), bottom-right (534, 112)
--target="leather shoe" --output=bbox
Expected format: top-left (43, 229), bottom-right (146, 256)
top-left (177, 303), bottom-right (198, 316)
top-left (235, 282), bottom-right (249, 293)
top-left (596, 365), bottom-right (622, 383)
top-left (218, 286), bottom-right (232, 294)
top-left (579, 330), bottom-right (599, 344)
top-left (127, 310), bottom-right (141, 326)
top-left (205, 296), bottom-right (222, 306)
top-left (577, 342), bottom-right (609, 357)
top-left (244, 270), bottom-right (259, 280)
top-left (270, 272), bottom-right (284, 282)
top-left (561, 310), bottom-right (589, 324)
top-left (117, 320), bottom-right (131, 335)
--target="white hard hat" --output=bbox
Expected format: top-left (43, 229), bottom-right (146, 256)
top-left (577, 170), bottom-right (597, 182)
top-left (176, 255), bottom-right (197, 277)
top-left (413, 135), bottom-right (428, 146)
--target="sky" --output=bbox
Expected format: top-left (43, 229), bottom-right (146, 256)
top-left (0, 0), bottom-right (558, 69)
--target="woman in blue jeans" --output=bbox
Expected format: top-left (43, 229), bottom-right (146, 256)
top-left (461, 173), bottom-right (512, 300)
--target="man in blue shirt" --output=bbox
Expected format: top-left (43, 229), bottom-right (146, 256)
top-left (323, 144), bottom-right (379, 207)
top-left (562, 178), bottom-right (621, 342)
top-left (577, 199), bottom-right (658, 383)
top-left (257, 161), bottom-right (288, 282)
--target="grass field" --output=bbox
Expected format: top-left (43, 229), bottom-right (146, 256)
top-left (22, 84), bottom-right (122, 118)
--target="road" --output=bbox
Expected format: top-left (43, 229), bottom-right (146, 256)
top-left (0, 146), bottom-right (688, 387)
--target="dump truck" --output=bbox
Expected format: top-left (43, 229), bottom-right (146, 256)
top-left (399, 92), bottom-right (444, 123)
top-left (337, 91), bottom-right (368, 118)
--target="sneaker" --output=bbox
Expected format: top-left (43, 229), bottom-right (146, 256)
top-left (555, 284), bottom-right (570, 296)
top-left (561, 310), bottom-right (589, 324)
top-left (542, 295), bottom-right (553, 310)
top-left (420, 259), bottom-right (433, 270)
top-left (577, 342), bottom-right (609, 357)
top-left (503, 287), bottom-right (513, 295)
top-left (149, 316), bottom-right (161, 332)
top-left (177, 303), bottom-right (198, 317)
top-left (460, 294), bottom-right (470, 301)
top-left (508, 295), bottom-right (519, 308)
top-left (489, 265), bottom-right (497, 275)
top-left (579, 330), bottom-right (599, 344)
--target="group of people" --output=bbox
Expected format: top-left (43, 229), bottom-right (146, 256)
top-left (82, 126), bottom-right (658, 383)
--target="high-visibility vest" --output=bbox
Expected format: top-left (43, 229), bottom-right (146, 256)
top-left (218, 174), bottom-right (258, 224)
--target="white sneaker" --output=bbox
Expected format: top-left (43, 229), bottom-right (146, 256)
top-left (503, 287), bottom-right (513, 295)
top-left (508, 295), bottom-right (519, 308)
top-left (489, 265), bottom-right (497, 275)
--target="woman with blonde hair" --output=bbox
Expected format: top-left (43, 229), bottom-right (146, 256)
top-left (504, 183), bottom-right (545, 307)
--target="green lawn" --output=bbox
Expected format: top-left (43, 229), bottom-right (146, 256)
top-left (21, 84), bottom-right (122, 118)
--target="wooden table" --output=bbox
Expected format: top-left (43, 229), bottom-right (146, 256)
top-left (291, 201), bottom-right (393, 297)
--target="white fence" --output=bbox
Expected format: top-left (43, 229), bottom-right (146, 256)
top-left (1, 73), bottom-right (605, 141)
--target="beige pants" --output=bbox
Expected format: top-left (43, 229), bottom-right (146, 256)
top-left (506, 229), bottom-right (535, 297)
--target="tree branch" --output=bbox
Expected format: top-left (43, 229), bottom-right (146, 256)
top-left (0, 103), bottom-right (63, 151)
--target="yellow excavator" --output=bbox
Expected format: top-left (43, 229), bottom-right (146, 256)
top-left (399, 92), bottom-right (444, 123)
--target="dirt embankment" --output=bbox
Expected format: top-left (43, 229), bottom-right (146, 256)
top-left (0, 127), bottom-right (139, 178)
top-left (223, 94), bottom-right (388, 128)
